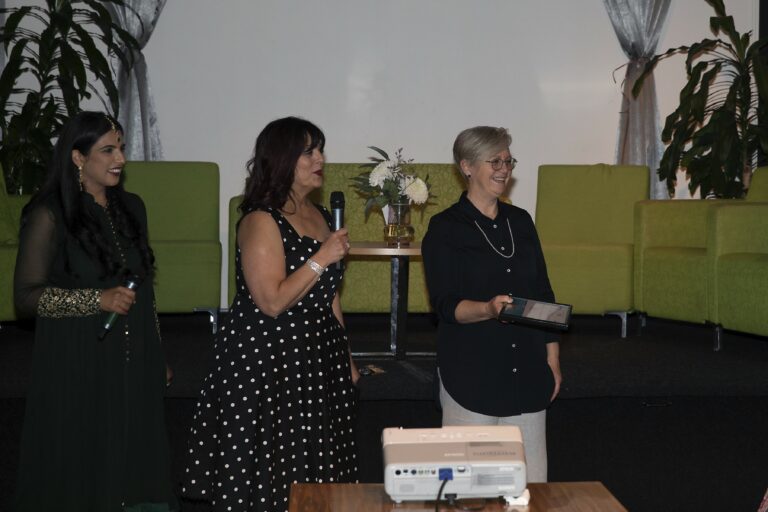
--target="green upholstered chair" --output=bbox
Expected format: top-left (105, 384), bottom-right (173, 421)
top-left (0, 186), bottom-right (31, 322)
top-left (535, 164), bottom-right (649, 337)
top-left (633, 200), bottom-right (718, 326)
top-left (709, 202), bottom-right (768, 343)
top-left (227, 163), bottom-right (465, 313)
top-left (746, 167), bottom-right (768, 201)
top-left (123, 161), bottom-right (221, 330)
top-left (227, 195), bottom-right (240, 307)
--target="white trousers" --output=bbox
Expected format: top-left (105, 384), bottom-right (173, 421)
top-left (439, 378), bottom-right (548, 483)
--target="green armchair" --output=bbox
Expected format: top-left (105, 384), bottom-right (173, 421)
top-left (709, 202), bottom-right (768, 343)
top-left (0, 193), bottom-right (31, 322)
top-left (633, 200), bottom-right (730, 326)
top-left (746, 167), bottom-right (768, 201)
top-left (123, 161), bottom-right (221, 330)
top-left (535, 164), bottom-right (649, 337)
top-left (227, 163), bottom-right (465, 313)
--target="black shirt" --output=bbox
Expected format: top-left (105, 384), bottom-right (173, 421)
top-left (422, 192), bottom-right (558, 416)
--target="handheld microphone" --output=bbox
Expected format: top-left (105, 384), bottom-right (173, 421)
top-left (330, 191), bottom-right (345, 271)
top-left (98, 274), bottom-right (143, 340)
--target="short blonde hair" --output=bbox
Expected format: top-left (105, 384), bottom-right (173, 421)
top-left (452, 126), bottom-right (512, 170)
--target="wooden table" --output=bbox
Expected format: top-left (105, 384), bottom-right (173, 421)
top-left (289, 482), bottom-right (628, 511)
top-left (349, 242), bottom-right (422, 359)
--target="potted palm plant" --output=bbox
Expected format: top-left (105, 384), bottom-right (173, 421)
top-left (0, 0), bottom-right (139, 194)
top-left (632, 0), bottom-right (768, 198)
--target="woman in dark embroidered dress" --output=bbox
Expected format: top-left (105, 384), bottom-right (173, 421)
top-left (13, 112), bottom-right (177, 511)
top-left (183, 116), bottom-right (359, 512)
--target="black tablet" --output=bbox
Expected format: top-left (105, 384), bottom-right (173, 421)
top-left (498, 297), bottom-right (572, 331)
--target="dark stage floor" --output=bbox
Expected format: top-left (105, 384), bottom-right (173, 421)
top-left (1, 313), bottom-right (768, 511)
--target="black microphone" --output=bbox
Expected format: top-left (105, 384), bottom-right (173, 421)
top-left (330, 191), bottom-right (345, 270)
top-left (98, 274), bottom-right (143, 340)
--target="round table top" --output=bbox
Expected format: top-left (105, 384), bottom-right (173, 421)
top-left (349, 241), bottom-right (422, 256)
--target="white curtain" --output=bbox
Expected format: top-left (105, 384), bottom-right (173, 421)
top-left (604, 0), bottom-right (671, 199)
top-left (105, 1), bottom-right (167, 161)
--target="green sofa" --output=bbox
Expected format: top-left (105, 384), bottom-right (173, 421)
top-left (633, 167), bottom-right (768, 346)
top-left (123, 161), bottom-right (221, 329)
top-left (227, 163), bottom-right (465, 312)
top-left (535, 164), bottom-right (650, 336)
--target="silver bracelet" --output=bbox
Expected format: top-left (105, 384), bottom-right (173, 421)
top-left (307, 258), bottom-right (325, 276)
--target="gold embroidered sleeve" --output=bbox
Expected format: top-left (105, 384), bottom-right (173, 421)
top-left (37, 287), bottom-right (102, 318)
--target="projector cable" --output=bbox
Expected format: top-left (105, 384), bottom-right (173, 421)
top-left (435, 479), bottom-right (450, 512)
top-left (435, 467), bottom-right (453, 512)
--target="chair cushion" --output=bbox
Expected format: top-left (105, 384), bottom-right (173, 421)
top-left (642, 247), bottom-right (708, 323)
top-left (0, 178), bottom-right (18, 244)
top-left (152, 241), bottom-right (221, 311)
top-left (537, 164), bottom-right (649, 245)
top-left (716, 253), bottom-right (768, 336)
top-left (0, 246), bottom-right (18, 321)
top-left (542, 243), bottom-right (634, 313)
top-left (123, 162), bottom-right (220, 241)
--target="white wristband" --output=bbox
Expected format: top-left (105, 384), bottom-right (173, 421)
top-left (307, 258), bottom-right (325, 276)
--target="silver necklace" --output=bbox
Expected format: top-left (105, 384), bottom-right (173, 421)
top-left (474, 218), bottom-right (515, 258)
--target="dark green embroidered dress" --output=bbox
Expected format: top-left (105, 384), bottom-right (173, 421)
top-left (13, 193), bottom-right (176, 512)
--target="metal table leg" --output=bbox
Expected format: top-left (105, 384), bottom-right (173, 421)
top-left (390, 255), bottom-right (410, 359)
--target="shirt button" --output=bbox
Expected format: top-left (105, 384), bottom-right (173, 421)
top-left (500, 246), bottom-right (505, 250)
top-left (493, 224), bottom-right (498, 228)
top-left (506, 269), bottom-right (511, 273)
top-left (512, 344), bottom-right (517, 348)
top-left (512, 368), bottom-right (517, 373)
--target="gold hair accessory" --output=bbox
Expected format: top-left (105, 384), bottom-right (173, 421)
top-left (104, 115), bottom-right (117, 132)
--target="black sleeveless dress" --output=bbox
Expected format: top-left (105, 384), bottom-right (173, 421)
top-left (182, 206), bottom-right (358, 512)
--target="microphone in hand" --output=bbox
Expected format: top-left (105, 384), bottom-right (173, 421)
top-left (330, 191), bottom-right (345, 270)
top-left (98, 274), bottom-right (143, 340)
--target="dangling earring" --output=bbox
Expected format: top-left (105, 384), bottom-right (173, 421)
top-left (77, 165), bottom-right (84, 192)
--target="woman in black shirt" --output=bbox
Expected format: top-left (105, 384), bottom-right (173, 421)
top-left (422, 126), bottom-right (561, 482)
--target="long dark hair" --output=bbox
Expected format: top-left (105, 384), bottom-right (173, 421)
top-left (23, 111), bottom-right (154, 278)
top-left (240, 116), bottom-right (325, 214)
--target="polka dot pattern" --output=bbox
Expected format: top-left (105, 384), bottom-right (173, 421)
top-left (182, 207), bottom-right (358, 511)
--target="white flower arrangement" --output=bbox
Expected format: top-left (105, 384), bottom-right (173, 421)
top-left (352, 146), bottom-right (433, 217)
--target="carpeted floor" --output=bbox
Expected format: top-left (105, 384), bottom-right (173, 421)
top-left (1, 313), bottom-right (767, 511)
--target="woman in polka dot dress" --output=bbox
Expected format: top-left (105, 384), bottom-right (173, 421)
top-left (182, 117), bottom-right (360, 511)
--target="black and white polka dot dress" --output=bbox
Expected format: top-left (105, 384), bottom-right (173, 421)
top-left (182, 207), bottom-right (358, 512)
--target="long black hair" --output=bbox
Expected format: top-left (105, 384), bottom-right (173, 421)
top-left (240, 116), bottom-right (325, 214)
top-left (23, 111), bottom-right (154, 278)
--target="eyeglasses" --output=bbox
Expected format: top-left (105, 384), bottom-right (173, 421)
top-left (485, 157), bottom-right (517, 171)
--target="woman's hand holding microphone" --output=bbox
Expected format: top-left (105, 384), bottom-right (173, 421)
top-left (311, 228), bottom-right (350, 270)
top-left (100, 286), bottom-right (136, 315)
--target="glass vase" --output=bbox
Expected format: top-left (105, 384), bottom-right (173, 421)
top-left (383, 202), bottom-right (415, 247)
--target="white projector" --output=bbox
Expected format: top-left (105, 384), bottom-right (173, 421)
top-left (382, 425), bottom-right (527, 503)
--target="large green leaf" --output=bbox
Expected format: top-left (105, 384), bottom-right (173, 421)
top-left (1, 7), bottom-right (33, 52)
top-left (706, 0), bottom-right (726, 17)
top-left (710, 16), bottom-right (740, 54)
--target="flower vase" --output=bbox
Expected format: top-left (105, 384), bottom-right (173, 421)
top-left (383, 202), bottom-right (414, 247)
